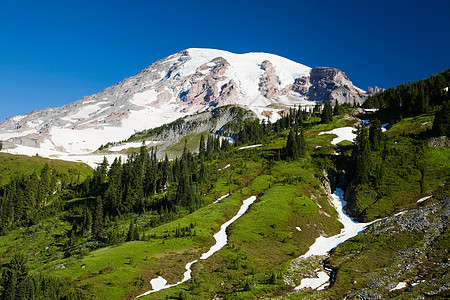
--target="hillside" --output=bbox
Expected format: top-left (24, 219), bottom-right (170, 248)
top-left (0, 67), bottom-right (448, 300)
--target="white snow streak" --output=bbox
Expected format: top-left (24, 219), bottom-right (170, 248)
top-left (214, 193), bottom-right (230, 203)
top-left (295, 189), bottom-right (374, 291)
top-left (218, 164), bottom-right (231, 171)
top-left (417, 195), bottom-right (432, 203)
top-left (239, 144), bottom-right (262, 150)
top-left (135, 196), bottom-right (256, 298)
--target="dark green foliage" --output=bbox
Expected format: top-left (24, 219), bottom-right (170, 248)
top-left (352, 126), bottom-right (371, 184)
top-left (364, 69), bottom-right (450, 122)
top-left (0, 253), bottom-right (84, 299)
top-left (432, 101), bottom-right (450, 137)
top-left (126, 219), bottom-right (139, 241)
top-left (369, 119), bottom-right (383, 150)
top-left (284, 126), bottom-right (306, 160)
top-left (92, 196), bottom-right (103, 238)
top-left (333, 102), bottom-right (343, 115)
top-left (321, 101), bottom-right (333, 124)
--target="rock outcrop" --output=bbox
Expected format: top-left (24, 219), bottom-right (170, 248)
top-left (307, 67), bottom-right (368, 104)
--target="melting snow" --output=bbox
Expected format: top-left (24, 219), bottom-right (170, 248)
top-left (295, 189), bottom-right (375, 291)
top-left (295, 271), bottom-right (329, 290)
top-left (218, 164), bottom-right (231, 171)
top-left (136, 196), bottom-right (256, 298)
top-left (417, 195), bottom-right (432, 203)
top-left (319, 127), bottom-right (357, 145)
top-left (239, 144), bottom-right (262, 150)
top-left (390, 282), bottom-right (407, 291)
top-left (301, 189), bottom-right (373, 258)
top-left (214, 193), bottom-right (230, 203)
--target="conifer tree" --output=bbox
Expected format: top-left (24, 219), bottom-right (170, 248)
top-left (92, 196), bottom-right (103, 238)
top-left (432, 101), bottom-right (450, 137)
top-left (199, 134), bottom-right (205, 158)
top-left (369, 119), bottom-right (383, 150)
top-left (321, 101), bottom-right (333, 124)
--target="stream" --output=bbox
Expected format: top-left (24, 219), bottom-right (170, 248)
top-left (135, 196), bottom-right (257, 298)
top-left (295, 188), bottom-right (374, 290)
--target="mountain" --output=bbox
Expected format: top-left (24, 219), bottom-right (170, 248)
top-left (0, 49), bottom-right (376, 162)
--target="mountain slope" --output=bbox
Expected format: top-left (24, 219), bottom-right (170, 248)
top-left (0, 49), bottom-right (372, 163)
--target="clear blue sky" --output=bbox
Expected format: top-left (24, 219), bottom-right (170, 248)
top-left (0, 0), bottom-right (449, 121)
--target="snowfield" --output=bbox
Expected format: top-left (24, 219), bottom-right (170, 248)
top-left (2, 144), bottom-right (126, 169)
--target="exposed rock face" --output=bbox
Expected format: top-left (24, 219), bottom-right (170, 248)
top-left (258, 60), bottom-right (281, 99)
top-left (307, 67), bottom-right (368, 104)
top-left (367, 86), bottom-right (385, 95)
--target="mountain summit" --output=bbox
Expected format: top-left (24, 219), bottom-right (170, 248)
top-left (0, 48), bottom-right (373, 155)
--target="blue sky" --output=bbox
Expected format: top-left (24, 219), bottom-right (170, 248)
top-left (0, 0), bottom-right (449, 121)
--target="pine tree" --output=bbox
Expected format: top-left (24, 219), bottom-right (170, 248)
top-left (199, 134), bottom-right (205, 158)
top-left (432, 101), bottom-right (450, 137)
top-left (353, 127), bottom-right (371, 184)
top-left (333, 102), bottom-right (343, 115)
top-left (92, 196), bottom-right (103, 238)
top-left (369, 119), bottom-right (383, 150)
top-left (298, 126), bottom-right (306, 157)
top-left (321, 101), bottom-right (333, 124)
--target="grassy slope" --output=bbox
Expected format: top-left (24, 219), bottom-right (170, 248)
top-left (0, 152), bottom-right (92, 186)
top-left (351, 114), bottom-right (450, 221)
top-left (14, 116), bottom-right (349, 299)
top-left (2, 110), bottom-right (446, 299)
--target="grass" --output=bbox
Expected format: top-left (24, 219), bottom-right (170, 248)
top-left (163, 132), bottom-right (206, 158)
top-left (0, 152), bottom-right (92, 186)
top-left (4, 109), bottom-right (443, 299)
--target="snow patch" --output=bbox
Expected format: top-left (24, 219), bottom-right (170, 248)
top-left (130, 90), bottom-right (158, 106)
top-left (390, 282), bottom-right (407, 291)
top-left (239, 144), bottom-right (262, 150)
top-left (201, 196), bottom-right (257, 260)
top-left (295, 271), bottom-right (329, 290)
top-left (301, 189), bottom-right (373, 258)
top-left (214, 193), bottom-right (230, 203)
top-left (319, 127), bottom-right (357, 145)
top-left (417, 195), bottom-right (432, 203)
top-left (218, 164), bottom-right (231, 171)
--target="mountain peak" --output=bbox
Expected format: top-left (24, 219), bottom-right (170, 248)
top-left (0, 49), bottom-right (372, 160)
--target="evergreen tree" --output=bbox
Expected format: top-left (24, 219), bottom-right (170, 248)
top-left (321, 101), bottom-right (333, 124)
top-left (432, 101), bottom-right (450, 137)
top-left (333, 102), bottom-right (343, 115)
top-left (199, 134), bottom-right (205, 158)
top-left (353, 126), bottom-right (371, 184)
top-left (298, 126), bottom-right (306, 157)
top-left (92, 196), bottom-right (103, 238)
top-left (369, 119), bottom-right (383, 150)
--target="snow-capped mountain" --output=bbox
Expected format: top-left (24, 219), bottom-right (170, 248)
top-left (0, 48), bottom-right (373, 161)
